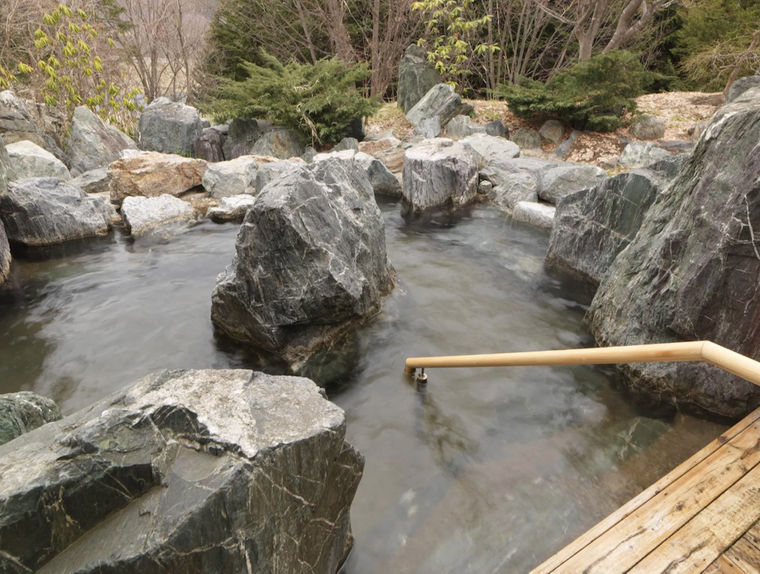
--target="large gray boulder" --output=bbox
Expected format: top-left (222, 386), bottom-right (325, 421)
top-left (401, 138), bottom-right (479, 216)
top-left (618, 141), bottom-right (670, 169)
top-left (587, 87), bottom-right (760, 418)
top-left (354, 151), bottom-right (401, 198)
top-left (222, 118), bottom-right (263, 160)
top-left (480, 157), bottom-right (559, 212)
top-left (65, 106), bottom-right (136, 176)
top-left (121, 194), bottom-right (195, 237)
top-left (460, 134), bottom-right (520, 167)
top-left (398, 44), bottom-right (442, 113)
top-left (406, 84), bottom-right (473, 131)
top-left (6, 140), bottom-right (71, 180)
top-left (726, 75), bottom-right (760, 104)
top-left (0, 369), bottom-right (363, 574)
top-left (201, 155), bottom-right (261, 198)
top-left (138, 97), bottom-right (203, 157)
top-left (212, 158), bottom-right (394, 371)
top-left (255, 159), bottom-right (307, 191)
top-left (0, 178), bottom-right (111, 247)
top-left (630, 113), bottom-right (666, 140)
top-left (0, 391), bottom-right (61, 446)
top-left (193, 125), bottom-right (227, 162)
top-left (0, 90), bottom-right (64, 160)
top-left (251, 128), bottom-right (305, 159)
top-left (537, 163), bottom-right (606, 205)
top-left (546, 169), bottom-right (664, 286)
top-left (445, 115), bottom-right (487, 138)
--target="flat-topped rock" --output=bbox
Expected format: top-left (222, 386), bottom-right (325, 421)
top-left (0, 178), bottom-right (111, 247)
top-left (137, 98), bottom-right (203, 157)
top-left (401, 138), bottom-right (479, 216)
top-left (537, 163), bottom-right (606, 205)
top-left (108, 151), bottom-right (206, 204)
top-left (121, 194), bottom-right (195, 236)
top-left (0, 369), bottom-right (363, 574)
top-left (460, 134), bottom-right (520, 167)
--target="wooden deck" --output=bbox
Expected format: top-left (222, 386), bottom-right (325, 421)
top-left (532, 405), bottom-right (760, 574)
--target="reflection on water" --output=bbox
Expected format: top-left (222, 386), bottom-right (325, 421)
top-left (0, 203), bottom-right (727, 572)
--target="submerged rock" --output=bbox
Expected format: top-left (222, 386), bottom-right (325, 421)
top-left (0, 178), bottom-right (111, 247)
top-left (0, 369), bottom-right (363, 574)
top-left (121, 194), bottom-right (195, 236)
top-left (546, 169), bottom-right (664, 286)
top-left (108, 151), bottom-right (206, 204)
top-left (211, 158), bottom-right (394, 371)
top-left (6, 139), bottom-right (71, 181)
top-left (398, 44), bottom-right (442, 113)
top-left (588, 87), bottom-right (760, 418)
top-left (137, 97), bottom-right (203, 157)
top-left (0, 391), bottom-right (61, 446)
top-left (401, 138), bottom-right (478, 216)
top-left (65, 106), bottom-right (136, 176)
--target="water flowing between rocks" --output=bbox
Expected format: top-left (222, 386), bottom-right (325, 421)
top-left (0, 200), bottom-right (725, 572)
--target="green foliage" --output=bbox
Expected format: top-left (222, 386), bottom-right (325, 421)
top-left (10, 3), bottom-right (142, 133)
top-left (205, 52), bottom-right (380, 146)
top-left (411, 0), bottom-right (497, 89)
top-left (673, 0), bottom-right (760, 91)
top-left (496, 51), bottom-right (650, 132)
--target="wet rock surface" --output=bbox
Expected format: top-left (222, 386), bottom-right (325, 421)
top-left (401, 138), bottom-right (479, 216)
top-left (588, 87), bottom-right (760, 418)
top-left (546, 169), bottom-right (664, 286)
top-left (0, 369), bottom-right (363, 574)
top-left (65, 106), bottom-right (136, 176)
top-left (211, 158), bottom-right (394, 371)
top-left (0, 178), bottom-right (111, 247)
top-left (0, 391), bottom-right (61, 446)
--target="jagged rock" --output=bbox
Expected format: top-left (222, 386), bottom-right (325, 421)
top-left (333, 137), bottom-right (360, 152)
top-left (0, 219), bottom-right (9, 283)
top-left (726, 75), bottom-right (760, 104)
top-left (70, 167), bottom-right (110, 195)
top-left (138, 98), bottom-right (203, 157)
top-left (251, 128), bottom-right (305, 159)
top-left (6, 140), bottom-right (70, 180)
top-left (354, 151), bottom-right (401, 198)
top-left (201, 155), bottom-right (262, 198)
top-left (587, 87), bottom-right (760, 418)
top-left (618, 142), bottom-right (670, 168)
top-left (445, 115), bottom-right (486, 138)
top-left (554, 130), bottom-right (580, 159)
top-left (208, 194), bottom-right (257, 223)
top-left (255, 159), bottom-right (306, 191)
top-left (211, 158), bottom-right (394, 370)
top-left (0, 369), bottom-right (363, 574)
top-left (539, 119), bottom-right (565, 145)
top-left (0, 178), bottom-right (111, 246)
top-left (630, 113), bottom-right (666, 140)
top-left (401, 138), bottom-right (479, 216)
top-left (398, 44), bottom-right (442, 113)
top-left (512, 201), bottom-right (555, 230)
top-left (192, 125), bottom-right (226, 162)
top-left (65, 106), bottom-right (136, 176)
top-left (546, 169), bottom-right (663, 286)
top-left (0, 392), bottom-right (61, 446)
top-left (512, 127), bottom-right (542, 150)
top-left (406, 84), bottom-right (473, 131)
top-left (537, 163), bottom-right (606, 204)
top-left (121, 194), bottom-right (195, 236)
top-left (108, 151), bottom-right (206, 204)
top-left (0, 91), bottom-right (64, 161)
top-left (414, 116), bottom-right (442, 138)
top-left (487, 172), bottom-right (539, 211)
top-left (460, 134), bottom-right (520, 167)
top-left (222, 118), bottom-right (264, 160)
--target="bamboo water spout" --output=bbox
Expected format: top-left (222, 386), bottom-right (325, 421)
top-left (404, 341), bottom-right (760, 387)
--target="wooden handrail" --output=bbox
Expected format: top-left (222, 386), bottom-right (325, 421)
top-left (404, 341), bottom-right (760, 387)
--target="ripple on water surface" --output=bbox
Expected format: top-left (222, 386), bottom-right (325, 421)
top-left (0, 205), bottom-right (726, 572)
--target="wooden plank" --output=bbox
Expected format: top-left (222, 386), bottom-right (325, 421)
top-left (629, 461), bottom-right (760, 573)
top-left (725, 538), bottom-right (760, 574)
top-left (532, 407), bottom-right (760, 573)
top-left (742, 520), bottom-right (760, 550)
top-left (704, 555), bottom-right (746, 574)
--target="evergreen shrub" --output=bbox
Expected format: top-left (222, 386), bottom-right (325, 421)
top-left (205, 52), bottom-right (380, 146)
top-left (496, 51), bottom-right (651, 132)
